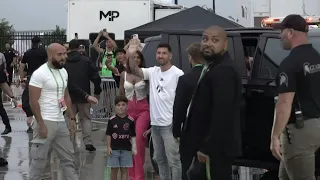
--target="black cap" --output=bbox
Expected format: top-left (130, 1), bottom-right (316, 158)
top-left (69, 39), bottom-right (80, 49)
top-left (115, 48), bottom-right (126, 55)
top-left (31, 36), bottom-right (41, 43)
top-left (273, 14), bottom-right (309, 32)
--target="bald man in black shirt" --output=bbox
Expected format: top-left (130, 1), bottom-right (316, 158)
top-left (183, 26), bottom-right (242, 180)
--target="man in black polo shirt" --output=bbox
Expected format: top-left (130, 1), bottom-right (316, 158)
top-left (19, 36), bottom-right (47, 133)
top-left (270, 14), bottom-right (320, 180)
top-left (3, 43), bottom-right (17, 86)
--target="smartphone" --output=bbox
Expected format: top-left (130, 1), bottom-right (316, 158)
top-left (133, 34), bottom-right (139, 39)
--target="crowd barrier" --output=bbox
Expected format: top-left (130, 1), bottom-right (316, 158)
top-left (90, 77), bottom-right (117, 122)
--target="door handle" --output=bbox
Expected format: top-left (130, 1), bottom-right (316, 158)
top-left (250, 89), bottom-right (265, 93)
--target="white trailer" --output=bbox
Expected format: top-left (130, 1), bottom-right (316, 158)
top-left (253, 0), bottom-right (320, 27)
top-left (67, 0), bottom-right (184, 41)
top-left (215, 0), bottom-right (254, 27)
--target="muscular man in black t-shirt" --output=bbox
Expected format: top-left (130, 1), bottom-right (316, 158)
top-left (271, 14), bottom-right (320, 180)
top-left (19, 36), bottom-right (47, 133)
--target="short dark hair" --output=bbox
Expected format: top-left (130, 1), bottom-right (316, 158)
top-left (187, 42), bottom-right (203, 64)
top-left (114, 95), bottom-right (128, 105)
top-left (157, 43), bottom-right (171, 52)
top-left (69, 39), bottom-right (80, 50)
top-left (31, 36), bottom-right (41, 44)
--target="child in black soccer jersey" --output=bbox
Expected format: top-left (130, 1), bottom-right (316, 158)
top-left (106, 95), bottom-right (137, 180)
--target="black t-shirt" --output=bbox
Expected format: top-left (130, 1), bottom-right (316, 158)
top-left (106, 115), bottom-right (136, 151)
top-left (21, 47), bottom-right (47, 76)
top-left (3, 48), bottom-right (16, 66)
top-left (112, 64), bottom-right (126, 88)
top-left (276, 44), bottom-right (320, 123)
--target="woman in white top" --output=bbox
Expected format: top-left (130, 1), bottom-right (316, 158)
top-left (119, 50), bottom-right (150, 180)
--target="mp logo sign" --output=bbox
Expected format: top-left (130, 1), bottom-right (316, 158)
top-left (100, 11), bottom-right (119, 21)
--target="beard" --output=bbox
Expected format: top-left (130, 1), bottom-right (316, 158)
top-left (201, 51), bottom-right (223, 62)
top-left (52, 59), bottom-right (64, 69)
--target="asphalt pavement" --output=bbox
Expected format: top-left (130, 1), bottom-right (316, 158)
top-left (0, 85), bottom-right (156, 180)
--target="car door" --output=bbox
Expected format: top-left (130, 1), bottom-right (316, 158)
top-left (244, 33), bottom-right (288, 165)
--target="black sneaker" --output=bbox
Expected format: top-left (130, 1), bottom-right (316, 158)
top-left (85, 144), bottom-right (96, 152)
top-left (27, 127), bottom-right (33, 133)
top-left (1, 128), bottom-right (11, 135)
top-left (0, 158), bottom-right (8, 166)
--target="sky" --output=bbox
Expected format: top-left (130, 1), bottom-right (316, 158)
top-left (0, 0), bottom-right (213, 31)
top-left (0, 0), bottom-right (68, 31)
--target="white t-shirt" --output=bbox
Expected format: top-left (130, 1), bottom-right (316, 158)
top-left (142, 65), bottom-right (184, 126)
top-left (29, 63), bottom-right (68, 122)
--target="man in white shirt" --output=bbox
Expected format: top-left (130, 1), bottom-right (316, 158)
top-left (28, 43), bottom-right (78, 180)
top-left (128, 43), bottom-right (183, 180)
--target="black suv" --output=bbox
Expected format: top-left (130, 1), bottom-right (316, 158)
top-left (142, 28), bottom-right (320, 179)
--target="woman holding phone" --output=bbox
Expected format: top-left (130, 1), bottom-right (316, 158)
top-left (119, 50), bottom-right (150, 180)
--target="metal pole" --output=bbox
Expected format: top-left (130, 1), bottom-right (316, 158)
top-left (213, 0), bottom-right (215, 13)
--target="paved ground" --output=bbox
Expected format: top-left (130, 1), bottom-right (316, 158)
top-left (0, 85), bottom-right (156, 180)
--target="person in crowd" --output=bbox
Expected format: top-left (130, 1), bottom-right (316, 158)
top-left (64, 39), bottom-right (102, 152)
top-left (0, 52), bottom-right (15, 135)
top-left (106, 95), bottom-right (137, 180)
top-left (172, 42), bottom-right (204, 180)
top-left (183, 26), bottom-right (242, 180)
top-left (107, 48), bottom-right (127, 88)
top-left (20, 36), bottom-right (47, 133)
top-left (119, 50), bottom-right (150, 180)
top-left (92, 30), bottom-right (118, 77)
top-left (28, 43), bottom-right (79, 180)
top-left (3, 43), bottom-right (17, 86)
top-left (128, 43), bottom-right (183, 180)
top-left (270, 14), bottom-right (320, 180)
top-left (244, 48), bottom-right (253, 76)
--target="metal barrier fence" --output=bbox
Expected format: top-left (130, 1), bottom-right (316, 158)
top-left (91, 77), bottom-right (117, 122)
top-left (0, 31), bottom-right (66, 53)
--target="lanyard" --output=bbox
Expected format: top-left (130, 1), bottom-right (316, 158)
top-left (194, 64), bottom-right (204, 67)
top-left (47, 63), bottom-right (64, 98)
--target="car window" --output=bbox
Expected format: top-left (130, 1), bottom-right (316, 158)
top-left (179, 35), bottom-right (235, 72)
top-left (259, 37), bottom-right (320, 79)
top-left (142, 40), bottom-right (159, 68)
top-left (169, 35), bottom-right (180, 68)
top-left (179, 35), bottom-right (202, 72)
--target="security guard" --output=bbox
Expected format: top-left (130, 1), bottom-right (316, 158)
top-left (20, 36), bottom-right (47, 133)
top-left (270, 14), bottom-right (320, 180)
top-left (3, 43), bottom-right (17, 86)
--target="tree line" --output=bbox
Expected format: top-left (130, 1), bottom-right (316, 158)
top-left (0, 18), bottom-right (67, 52)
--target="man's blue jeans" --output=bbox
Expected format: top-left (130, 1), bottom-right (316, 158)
top-left (151, 125), bottom-right (182, 180)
